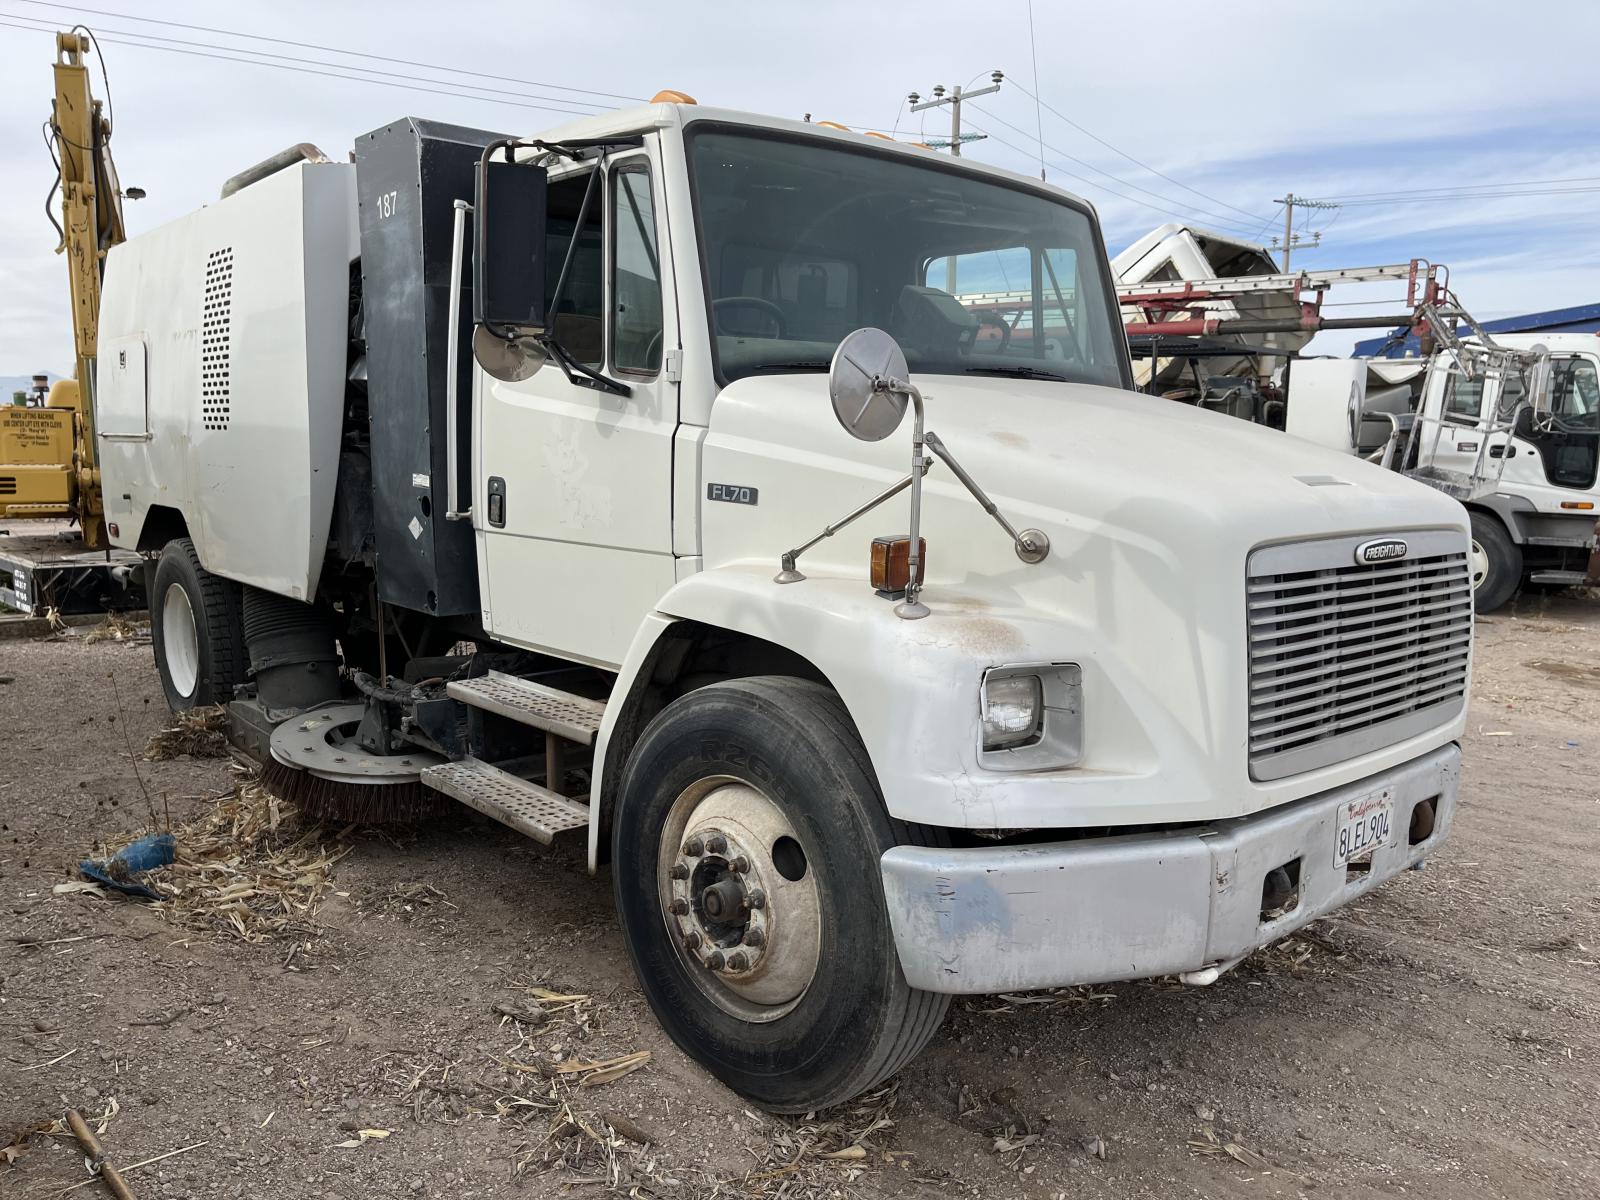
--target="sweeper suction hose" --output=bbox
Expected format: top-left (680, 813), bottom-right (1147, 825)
top-left (241, 586), bottom-right (341, 712)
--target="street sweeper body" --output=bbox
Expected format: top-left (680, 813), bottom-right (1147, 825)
top-left (97, 102), bottom-right (1470, 1112)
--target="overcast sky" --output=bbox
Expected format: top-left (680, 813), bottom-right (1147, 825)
top-left (4, 0), bottom-right (1599, 376)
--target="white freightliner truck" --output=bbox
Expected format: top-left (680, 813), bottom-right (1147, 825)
top-left (95, 100), bottom-right (1470, 1111)
top-left (1288, 339), bottom-right (1600, 610)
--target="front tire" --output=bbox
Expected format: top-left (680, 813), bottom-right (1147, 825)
top-left (1468, 511), bottom-right (1521, 612)
top-left (612, 676), bottom-right (949, 1113)
top-left (150, 538), bottom-right (246, 710)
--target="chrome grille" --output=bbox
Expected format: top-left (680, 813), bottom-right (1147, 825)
top-left (1247, 529), bottom-right (1472, 781)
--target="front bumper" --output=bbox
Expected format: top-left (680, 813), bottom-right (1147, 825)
top-left (880, 742), bottom-right (1459, 995)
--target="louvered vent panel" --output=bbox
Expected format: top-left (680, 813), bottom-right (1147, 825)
top-left (201, 248), bottom-right (233, 431)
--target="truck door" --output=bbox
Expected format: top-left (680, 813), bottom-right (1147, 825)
top-left (474, 149), bottom-right (677, 667)
top-left (1509, 355), bottom-right (1600, 492)
top-left (1419, 357), bottom-right (1500, 478)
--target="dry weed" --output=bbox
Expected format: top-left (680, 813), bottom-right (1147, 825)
top-left (143, 705), bottom-right (230, 760)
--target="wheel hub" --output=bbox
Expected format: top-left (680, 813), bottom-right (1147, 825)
top-left (659, 780), bottom-right (820, 1020)
top-left (1469, 538), bottom-right (1489, 589)
top-left (161, 583), bottom-right (200, 698)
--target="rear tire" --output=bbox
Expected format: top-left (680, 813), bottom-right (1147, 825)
top-left (1468, 512), bottom-right (1521, 612)
top-left (150, 538), bottom-right (246, 710)
top-left (611, 675), bottom-right (949, 1113)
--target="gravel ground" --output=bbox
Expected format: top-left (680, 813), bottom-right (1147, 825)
top-left (2, 596), bottom-right (1597, 1199)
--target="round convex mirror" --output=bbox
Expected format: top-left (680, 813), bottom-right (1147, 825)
top-left (473, 325), bottom-right (547, 383)
top-left (829, 328), bottom-right (910, 442)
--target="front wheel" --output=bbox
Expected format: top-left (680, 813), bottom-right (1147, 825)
top-left (1468, 511), bottom-right (1521, 612)
top-left (612, 676), bottom-right (949, 1113)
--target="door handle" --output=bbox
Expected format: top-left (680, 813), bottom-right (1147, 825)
top-left (487, 477), bottom-right (506, 527)
top-left (1489, 445), bottom-right (1516, 459)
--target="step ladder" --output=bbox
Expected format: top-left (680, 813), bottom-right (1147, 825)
top-left (419, 671), bottom-right (606, 843)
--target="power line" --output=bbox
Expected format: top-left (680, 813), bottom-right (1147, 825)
top-left (3, 12), bottom-right (612, 114)
top-left (964, 102), bottom-right (1263, 235)
top-left (1005, 76), bottom-right (1263, 222)
top-left (1024, 0), bottom-right (1045, 183)
top-left (1321, 187), bottom-right (1600, 207)
top-left (1315, 175), bottom-right (1600, 202)
top-left (961, 112), bottom-right (1263, 236)
top-left (9, 0), bottom-right (645, 103)
top-left (0, 16), bottom-right (609, 118)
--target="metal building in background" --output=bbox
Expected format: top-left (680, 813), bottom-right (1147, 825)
top-left (1355, 301), bottom-right (1600, 358)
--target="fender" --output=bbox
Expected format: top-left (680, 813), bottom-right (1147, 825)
top-left (589, 561), bottom-right (1190, 870)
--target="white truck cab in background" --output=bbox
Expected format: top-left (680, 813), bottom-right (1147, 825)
top-left (97, 101), bottom-right (1470, 1112)
top-left (1288, 336), bottom-right (1600, 609)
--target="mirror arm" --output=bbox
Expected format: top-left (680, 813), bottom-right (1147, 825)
top-left (895, 382), bottom-right (931, 618)
top-left (539, 335), bottom-right (632, 399)
top-left (923, 431), bottom-right (1050, 564)
top-left (774, 464), bottom-right (930, 584)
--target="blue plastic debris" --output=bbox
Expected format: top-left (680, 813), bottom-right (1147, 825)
top-left (79, 832), bottom-right (176, 899)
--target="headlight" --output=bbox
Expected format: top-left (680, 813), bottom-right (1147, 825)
top-left (979, 663), bottom-right (1084, 771)
top-left (981, 673), bottom-right (1043, 749)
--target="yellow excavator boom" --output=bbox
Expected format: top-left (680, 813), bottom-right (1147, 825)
top-left (2, 30), bottom-right (128, 547)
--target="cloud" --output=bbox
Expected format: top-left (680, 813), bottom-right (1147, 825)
top-left (2, 0), bottom-right (1596, 375)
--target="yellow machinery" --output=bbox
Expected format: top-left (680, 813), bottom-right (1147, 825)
top-left (1, 30), bottom-right (130, 547)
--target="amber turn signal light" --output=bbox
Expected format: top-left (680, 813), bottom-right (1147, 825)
top-left (871, 535), bottom-right (925, 597)
top-left (1559, 501), bottom-right (1594, 510)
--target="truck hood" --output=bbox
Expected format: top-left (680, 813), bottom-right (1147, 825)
top-left (704, 373), bottom-right (1466, 576)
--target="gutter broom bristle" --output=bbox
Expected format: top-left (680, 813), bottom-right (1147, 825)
top-left (258, 758), bottom-right (449, 824)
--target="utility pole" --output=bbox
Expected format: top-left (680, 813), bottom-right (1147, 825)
top-left (911, 72), bottom-right (1003, 291)
top-left (1272, 193), bottom-right (1340, 270)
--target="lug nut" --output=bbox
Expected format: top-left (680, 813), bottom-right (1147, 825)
top-left (685, 931), bottom-right (702, 949)
top-left (682, 837), bottom-right (704, 857)
top-left (745, 889), bottom-right (766, 910)
top-left (669, 862), bottom-right (690, 880)
top-left (731, 855), bottom-right (750, 874)
top-left (668, 898), bottom-right (689, 916)
top-left (705, 950), bottom-right (726, 971)
top-left (706, 834), bottom-right (728, 855)
top-left (743, 928), bottom-right (765, 948)
top-left (726, 952), bottom-right (748, 972)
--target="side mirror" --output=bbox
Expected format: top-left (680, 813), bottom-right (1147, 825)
top-left (829, 327), bottom-right (911, 441)
top-left (774, 327), bottom-right (1048, 620)
top-left (1525, 344), bottom-right (1553, 416)
top-left (472, 147), bottom-right (549, 381)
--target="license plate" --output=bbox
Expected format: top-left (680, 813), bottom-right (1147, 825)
top-left (1334, 791), bottom-right (1393, 868)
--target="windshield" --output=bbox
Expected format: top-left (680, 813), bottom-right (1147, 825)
top-left (687, 127), bottom-right (1130, 389)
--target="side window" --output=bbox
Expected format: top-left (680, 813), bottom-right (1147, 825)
top-left (612, 164), bottom-right (663, 375)
top-left (545, 170), bottom-right (605, 368)
top-left (1549, 358), bottom-right (1600, 427)
top-left (1442, 371), bottom-right (1483, 423)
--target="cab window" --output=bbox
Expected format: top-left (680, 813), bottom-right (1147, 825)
top-left (612, 163), bottom-right (663, 374)
top-left (545, 170), bottom-right (605, 368)
top-left (1442, 371), bottom-right (1483, 423)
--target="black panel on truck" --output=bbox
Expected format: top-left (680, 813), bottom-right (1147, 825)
top-left (354, 117), bottom-right (508, 617)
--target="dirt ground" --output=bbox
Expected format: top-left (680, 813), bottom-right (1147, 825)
top-left (2, 596), bottom-right (1598, 1200)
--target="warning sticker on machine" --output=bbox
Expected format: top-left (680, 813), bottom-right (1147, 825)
top-left (1, 408), bottom-right (71, 461)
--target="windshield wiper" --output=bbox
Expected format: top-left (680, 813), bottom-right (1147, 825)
top-left (957, 364), bottom-right (1071, 382)
top-left (743, 360), bottom-right (831, 373)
